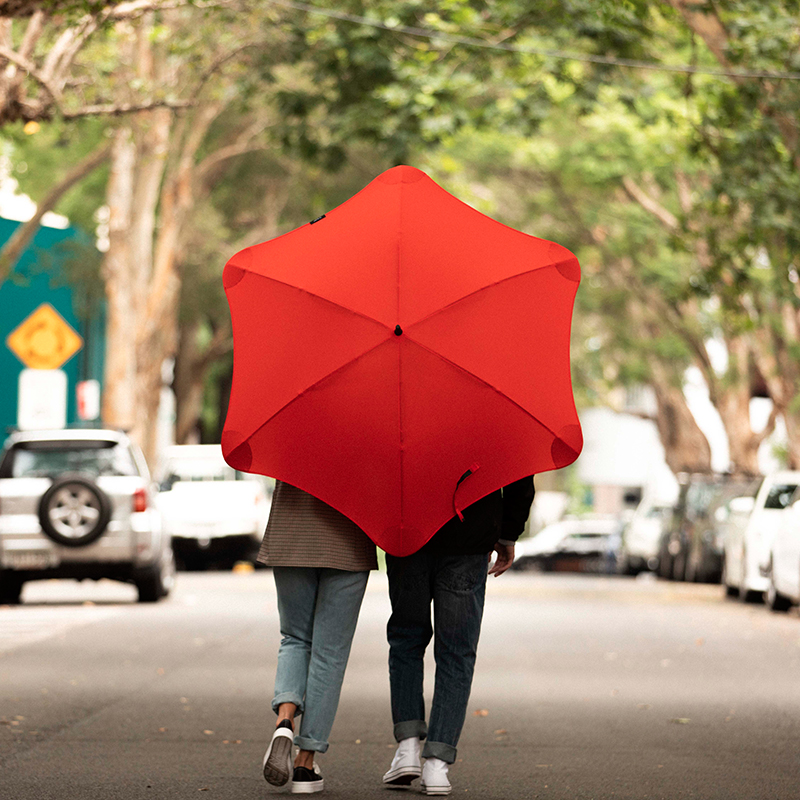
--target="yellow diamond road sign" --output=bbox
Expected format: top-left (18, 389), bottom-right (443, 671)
top-left (7, 303), bottom-right (83, 370)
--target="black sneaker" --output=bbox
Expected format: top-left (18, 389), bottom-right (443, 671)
top-left (291, 763), bottom-right (324, 794)
top-left (262, 719), bottom-right (294, 786)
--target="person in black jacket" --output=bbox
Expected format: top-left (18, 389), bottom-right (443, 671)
top-left (382, 476), bottom-right (535, 796)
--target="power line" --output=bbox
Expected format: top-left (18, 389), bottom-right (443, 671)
top-left (268, 0), bottom-right (800, 82)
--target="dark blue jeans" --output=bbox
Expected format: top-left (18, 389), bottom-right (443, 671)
top-left (386, 550), bottom-right (488, 764)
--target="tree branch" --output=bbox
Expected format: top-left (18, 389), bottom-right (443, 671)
top-left (0, 140), bottom-right (112, 284)
top-left (61, 98), bottom-right (194, 118)
top-left (621, 176), bottom-right (679, 229)
top-left (0, 43), bottom-right (62, 108)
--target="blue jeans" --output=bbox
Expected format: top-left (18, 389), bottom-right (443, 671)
top-left (272, 567), bottom-right (369, 753)
top-left (386, 551), bottom-right (488, 764)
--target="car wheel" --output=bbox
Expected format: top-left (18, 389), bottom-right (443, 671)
top-left (38, 475), bottom-right (112, 548)
top-left (738, 550), bottom-right (762, 603)
top-left (0, 571), bottom-right (23, 605)
top-left (721, 558), bottom-right (738, 598)
top-left (766, 564), bottom-right (792, 612)
top-left (135, 550), bottom-right (176, 603)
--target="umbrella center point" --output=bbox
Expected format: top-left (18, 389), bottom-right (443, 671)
top-left (394, 325), bottom-right (403, 336)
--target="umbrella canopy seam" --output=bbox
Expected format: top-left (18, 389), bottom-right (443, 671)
top-left (229, 268), bottom-right (390, 331)
top-left (405, 257), bottom-right (579, 331)
top-left (230, 337), bottom-right (393, 450)
top-left (405, 337), bottom-right (567, 445)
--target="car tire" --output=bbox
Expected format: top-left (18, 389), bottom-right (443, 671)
top-left (766, 564), bottom-right (792, 612)
top-left (0, 571), bottom-right (23, 605)
top-left (738, 550), bottom-right (762, 603)
top-left (135, 550), bottom-right (176, 603)
top-left (38, 475), bottom-right (112, 548)
top-left (721, 558), bottom-right (738, 598)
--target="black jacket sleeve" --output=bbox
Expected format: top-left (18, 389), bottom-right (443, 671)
top-left (499, 475), bottom-right (535, 543)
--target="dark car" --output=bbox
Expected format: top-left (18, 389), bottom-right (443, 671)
top-left (658, 473), bottom-right (761, 583)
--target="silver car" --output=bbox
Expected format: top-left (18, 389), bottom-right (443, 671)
top-left (0, 428), bottom-right (174, 604)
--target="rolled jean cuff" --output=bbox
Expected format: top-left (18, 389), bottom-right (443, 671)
top-left (294, 734), bottom-right (329, 754)
top-left (272, 692), bottom-right (304, 716)
top-left (394, 719), bottom-right (427, 742)
top-left (422, 740), bottom-right (457, 764)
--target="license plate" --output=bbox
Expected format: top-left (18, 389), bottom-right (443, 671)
top-left (4, 552), bottom-right (57, 570)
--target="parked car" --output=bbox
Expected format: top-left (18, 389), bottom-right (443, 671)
top-left (721, 471), bottom-right (800, 601)
top-left (512, 517), bottom-right (623, 573)
top-left (763, 494), bottom-right (800, 612)
top-left (658, 474), bottom-right (761, 584)
top-left (617, 497), bottom-right (674, 576)
top-left (0, 428), bottom-right (173, 604)
top-left (155, 444), bottom-right (272, 569)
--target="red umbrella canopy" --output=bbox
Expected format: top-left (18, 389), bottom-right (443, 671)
top-left (222, 165), bottom-right (582, 556)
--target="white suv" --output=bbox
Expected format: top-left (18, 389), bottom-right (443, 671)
top-left (0, 429), bottom-right (174, 604)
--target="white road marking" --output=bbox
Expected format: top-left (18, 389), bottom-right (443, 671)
top-left (0, 605), bottom-right (120, 654)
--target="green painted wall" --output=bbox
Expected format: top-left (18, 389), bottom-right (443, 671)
top-left (0, 218), bottom-right (104, 443)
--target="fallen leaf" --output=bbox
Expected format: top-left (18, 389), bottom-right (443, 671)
top-left (669, 718), bottom-right (691, 725)
top-left (494, 729), bottom-right (507, 735)
top-left (473, 709), bottom-right (489, 717)
top-left (158, 728), bottom-right (167, 733)
top-left (14, 716), bottom-right (25, 721)
top-left (233, 740), bottom-right (242, 744)
top-left (203, 730), bottom-right (214, 735)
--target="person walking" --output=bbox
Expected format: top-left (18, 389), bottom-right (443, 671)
top-left (383, 476), bottom-right (534, 796)
top-left (260, 480), bottom-right (377, 794)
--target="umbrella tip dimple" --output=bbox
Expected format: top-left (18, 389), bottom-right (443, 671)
top-left (394, 325), bottom-right (403, 336)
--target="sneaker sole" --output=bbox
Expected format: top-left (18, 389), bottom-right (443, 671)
top-left (420, 783), bottom-right (452, 796)
top-left (383, 766), bottom-right (422, 787)
top-left (263, 735), bottom-right (293, 786)
top-left (291, 779), bottom-right (324, 793)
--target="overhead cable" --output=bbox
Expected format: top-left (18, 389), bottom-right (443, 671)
top-left (267, 0), bottom-right (800, 81)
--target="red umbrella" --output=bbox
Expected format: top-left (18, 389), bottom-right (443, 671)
top-left (222, 165), bottom-right (582, 557)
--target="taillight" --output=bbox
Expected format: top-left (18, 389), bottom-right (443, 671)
top-left (133, 487), bottom-right (147, 513)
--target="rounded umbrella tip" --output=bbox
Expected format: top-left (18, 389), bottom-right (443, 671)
top-left (377, 165), bottom-right (427, 185)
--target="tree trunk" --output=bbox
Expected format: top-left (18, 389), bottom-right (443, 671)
top-left (649, 360), bottom-right (712, 474)
top-left (101, 126), bottom-right (137, 431)
top-left (173, 319), bottom-right (204, 444)
top-left (711, 336), bottom-right (763, 476)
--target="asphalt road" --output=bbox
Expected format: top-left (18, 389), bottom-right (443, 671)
top-left (2, 570), bottom-right (800, 800)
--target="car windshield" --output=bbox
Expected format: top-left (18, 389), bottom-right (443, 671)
top-left (763, 483), bottom-right (799, 510)
top-left (2, 440), bottom-right (138, 478)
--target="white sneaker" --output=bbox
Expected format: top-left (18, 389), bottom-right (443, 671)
top-left (262, 720), bottom-right (294, 786)
top-left (382, 736), bottom-right (422, 788)
top-left (420, 758), bottom-right (451, 796)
